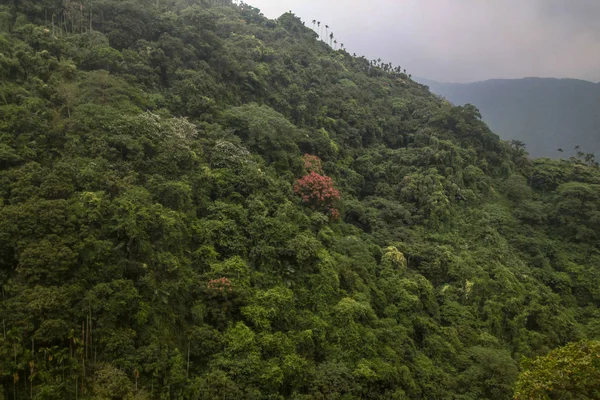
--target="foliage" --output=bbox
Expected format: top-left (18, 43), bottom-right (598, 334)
top-left (294, 172), bottom-right (340, 211)
top-left (0, 0), bottom-right (598, 399)
top-left (302, 153), bottom-right (324, 174)
top-left (514, 340), bottom-right (600, 399)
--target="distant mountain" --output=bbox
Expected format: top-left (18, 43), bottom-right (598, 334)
top-left (418, 77), bottom-right (600, 158)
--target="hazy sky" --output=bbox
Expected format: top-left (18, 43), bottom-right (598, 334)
top-left (247, 0), bottom-right (600, 83)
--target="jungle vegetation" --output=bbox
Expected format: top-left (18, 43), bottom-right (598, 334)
top-left (0, 0), bottom-right (599, 398)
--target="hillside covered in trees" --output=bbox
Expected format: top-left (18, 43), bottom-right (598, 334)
top-left (1, 1), bottom-right (600, 399)
top-left (419, 77), bottom-right (600, 159)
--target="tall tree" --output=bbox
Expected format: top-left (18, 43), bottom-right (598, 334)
top-left (515, 340), bottom-right (600, 399)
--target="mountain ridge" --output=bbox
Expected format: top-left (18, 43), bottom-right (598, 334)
top-left (417, 76), bottom-right (600, 86)
top-left (417, 76), bottom-right (600, 158)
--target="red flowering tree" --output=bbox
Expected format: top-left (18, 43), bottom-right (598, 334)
top-left (294, 172), bottom-right (340, 208)
top-left (295, 154), bottom-right (341, 220)
top-left (302, 154), bottom-right (323, 174)
top-left (328, 208), bottom-right (340, 220)
top-left (294, 162), bottom-right (341, 220)
top-left (206, 277), bottom-right (233, 296)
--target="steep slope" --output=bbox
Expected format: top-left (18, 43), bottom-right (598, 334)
top-left (420, 77), bottom-right (600, 158)
top-left (0, 1), bottom-right (599, 399)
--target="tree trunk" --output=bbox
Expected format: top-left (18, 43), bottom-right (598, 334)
top-left (187, 342), bottom-right (190, 378)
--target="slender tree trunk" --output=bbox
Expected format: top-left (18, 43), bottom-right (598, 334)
top-left (2, 286), bottom-right (5, 339)
top-left (88, 305), bottom-right (93, 365)
top-left (9, 0), bottom-right (17, 33)
top-left (87, 318), bottom-right (89, 361)
top-left (29, 338), bottom-right (35, 399)
top-left (187, 342), bottom-right (190, 378)
top-left (81, 322), bottom-right (85, 395)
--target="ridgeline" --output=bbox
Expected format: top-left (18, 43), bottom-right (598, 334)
top-left (420, 77), bottom-right (600, 159)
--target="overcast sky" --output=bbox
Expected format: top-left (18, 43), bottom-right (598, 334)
top-left (247, 0), bottom-right (600, 83)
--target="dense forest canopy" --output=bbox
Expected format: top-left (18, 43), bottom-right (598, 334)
top-left (0, 0), bottom-right (599, 399)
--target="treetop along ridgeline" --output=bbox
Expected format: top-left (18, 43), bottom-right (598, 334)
top-left (0, 0), bottom-right (599, 399)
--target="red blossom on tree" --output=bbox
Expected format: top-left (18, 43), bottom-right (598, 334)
top-left (327, 208), bottom-right (341, 221)
top-left (295, 155), bottom-right (341, 221)
top-left (207, 277), bottom-right (233, 294)
top-left (302, 154), bottom-right (323, 174)
top-left (294, 171), bottom-right (340, 211)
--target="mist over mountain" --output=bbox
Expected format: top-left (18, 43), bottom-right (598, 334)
top-left (419, 77), bottom-right (600, 158)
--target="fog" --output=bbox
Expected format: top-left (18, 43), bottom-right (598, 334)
top-left (248, 0), bottom-right (600, 83)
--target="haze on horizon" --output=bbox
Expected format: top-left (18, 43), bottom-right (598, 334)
top-left (248, 0), bottom-right (600, 84)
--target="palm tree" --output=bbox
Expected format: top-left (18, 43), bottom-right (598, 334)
top-left (329, 32), bottom-right (333, 46)
top-left (333, 39), bottom-right (337, 50)
top-left (325, 25), bottom-right (329, 41)
top-left (340, 43), bottom-right (344, 50)
top-left (317, 21), bottom-right (321, 38)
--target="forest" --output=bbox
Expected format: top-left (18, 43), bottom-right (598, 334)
top-left (0, 0), bottom-right (599, 398)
